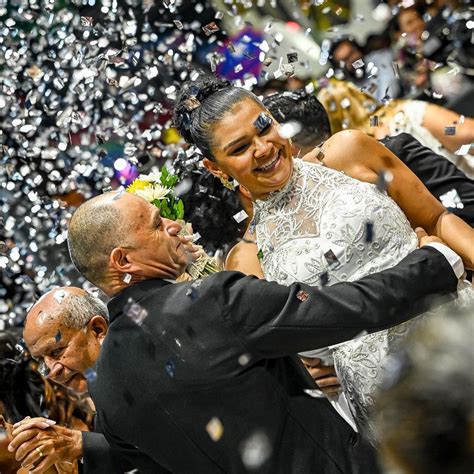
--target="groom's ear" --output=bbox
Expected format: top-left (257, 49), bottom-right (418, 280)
top-left (202, 158), bottom-right (222, 178)
top-left (110, 247), bottom-right (132, 273)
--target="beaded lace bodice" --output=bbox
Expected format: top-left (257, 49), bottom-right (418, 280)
top-left (254, 159), bottom-right (417, 287)
top-left (254, 159), bottom-right (472, 433)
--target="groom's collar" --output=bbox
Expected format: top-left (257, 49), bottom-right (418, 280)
top-left (107, 278), bottom-right (173, 323)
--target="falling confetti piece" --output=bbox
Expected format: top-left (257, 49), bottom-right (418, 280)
top-left (233, 210), bottom-right (248, 223)
top-left (240, 430), bottom-right (272, 470)
top-left (124, 298), bottom-right (148, 326)
top-left (38, 361), bottom-right (50, 377)
top-left (444, 126), bottom-right (456, 136)
top-left (206, 417), bottom-right (224, 441)
top-left (304, 389), bottom-right (325, 398)
top-left (340, 98), bottom-right (351, 109)
top-left (278, 121), bottom-right (302, 139)
top-left (202, 21), bottom-right (219, 36)
top-left (365, 221), bottom-right (374, 243)
top-left (324, 250), bottom-right (340, 269)
top-left (439, 188), bottom-right (464, 209)
top-left (320, 272), bottom-right (329, 286)
top-left (376, 170), bottom-right (393, 191)
top-left (165, 358), bottom-right (176, 378)
top-left (455, 144), bottom-right (471, 155)
top-left (85, 368), bottom-right (97, 383)
top-left (80, 17), bottom-right (94, 27)
top-left (287, 52), bottom-right (298, 63)
top-left (370, 116), bottom-right (379, 127)
top-left (53, 290), bottom-right (67, 303)
top-left (253, 113), bottom-right (272, 133)
top-left (352, 59), bottom-right (364, 69)
top-left (55, 330), bottom-right (61, 343)
top-left (185, 287), bottom-right (198, 301)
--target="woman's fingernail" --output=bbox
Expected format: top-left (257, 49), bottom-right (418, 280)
top-left (7, 444), bottom-right (13, 452)
top-left (46, 420), bottom-right (56, 425)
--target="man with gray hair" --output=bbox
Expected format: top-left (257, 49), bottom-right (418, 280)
top-left (7, 287), bottom-right (128, 473)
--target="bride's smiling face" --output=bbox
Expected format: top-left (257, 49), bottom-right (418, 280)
top-left (203, 99), bottom-right (293, 201)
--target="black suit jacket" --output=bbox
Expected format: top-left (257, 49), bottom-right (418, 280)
top-left (89, 247), bottom-right (458, 473)
top-left (381, 133), bottom-right (474, 226)
top-left (82, 429), bottom-right (144, 474)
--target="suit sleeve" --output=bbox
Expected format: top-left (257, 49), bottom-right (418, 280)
top-left (81, 431), bottom-right (118, 474)
top-left (82, 427), bottom-right (172, 474)
top-left (217, 246), bottom-right (458, 357)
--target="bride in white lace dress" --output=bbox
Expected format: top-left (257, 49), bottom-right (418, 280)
top-left (252, 157), bottom-right (472, 433)
top-left (174, 78), bottom-right (474, 434)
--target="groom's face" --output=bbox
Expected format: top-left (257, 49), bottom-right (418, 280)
top-left (113, 193), bottom-right (189, 279)
top-left (208, 99), bottom-right (294, 201)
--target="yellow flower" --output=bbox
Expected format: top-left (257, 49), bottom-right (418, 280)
top-left (127, 179), bottom-right (149, 194)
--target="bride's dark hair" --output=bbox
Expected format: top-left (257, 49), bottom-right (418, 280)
top-left (173, 74), bottom-right (263, 161)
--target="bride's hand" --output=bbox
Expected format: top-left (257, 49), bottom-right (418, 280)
top-left (179, 234), bottom-right (203, 261)
top-left (300, 357), bottom-right (341, 397)
top-left (415, 227), bottom-right (446, 247)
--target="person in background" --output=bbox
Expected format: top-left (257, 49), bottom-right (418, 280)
top-left (316, 79), bottom-right (474, 178)
top-left (6, 288), bottom-right (127, 474)
top-left (262, 90), bottom-right (474, 227)
top-left (374, 310), bottom-right (473, 474)
top-left (0, 326), bottom-right (93, 474)
top-left (329, 36), bottom-right (401, 101)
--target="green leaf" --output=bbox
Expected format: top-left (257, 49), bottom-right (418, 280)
top-left (160, 165), bottom-right (169, 184)
top-left (176, 199), bottom-right (184, 220)
top-left (159, 199), bottom-right (170, 218)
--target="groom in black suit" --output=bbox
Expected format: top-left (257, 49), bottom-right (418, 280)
top-left (67, 191), bottom-right (462, 473)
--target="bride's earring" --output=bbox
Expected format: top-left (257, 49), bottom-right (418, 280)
top-left (123, 273), bottom-right (132, 284)
top-left (219, 175), bottom-right (235, 191)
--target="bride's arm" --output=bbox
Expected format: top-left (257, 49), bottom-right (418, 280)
top-left (225, 239), bottom-right (265, 278)
top-left (322, 130), bottom-right (474, 269)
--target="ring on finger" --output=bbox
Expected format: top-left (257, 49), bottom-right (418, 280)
top-left (35, 446), bottom-right (45, 458)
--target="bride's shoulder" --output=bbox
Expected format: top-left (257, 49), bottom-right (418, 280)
top-left (325, 129), bottom-right (373, 154)
top-left (319, 130), bottom-right (379, 178)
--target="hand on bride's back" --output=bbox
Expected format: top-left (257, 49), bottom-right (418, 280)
top-left (415, 227), bottom-right (446, 247)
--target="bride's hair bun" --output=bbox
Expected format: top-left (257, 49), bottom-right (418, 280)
top-left (173, 74), bottom-right (261, 161)
top-left (173, 76), bottom-right (231, 144)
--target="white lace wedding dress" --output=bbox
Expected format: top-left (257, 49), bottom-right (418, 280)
top-left (253, 158), bottom-right (471, 434)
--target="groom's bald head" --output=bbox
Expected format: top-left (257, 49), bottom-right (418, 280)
top-left (68, 192), bottom-right (131, 285)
